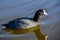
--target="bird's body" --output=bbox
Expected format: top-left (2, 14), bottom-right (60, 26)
top-left (4, 18), bottom-right (40, 29)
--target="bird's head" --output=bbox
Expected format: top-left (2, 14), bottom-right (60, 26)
top-left (36, 9), bottom-right (48, 16)
top-left (33, 9), bottom-right (48, 22)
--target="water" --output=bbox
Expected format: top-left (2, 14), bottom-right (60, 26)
top-left (0, 0), bottom-right (60, 40)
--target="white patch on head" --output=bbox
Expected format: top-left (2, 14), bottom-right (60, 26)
top-left (43, 10), bottom-right (48, 15)
top-left (19, 19), bottom-right (40, 29)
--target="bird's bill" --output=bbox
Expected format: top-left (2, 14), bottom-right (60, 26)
top-left (43, 10), bottom-right (48, 16)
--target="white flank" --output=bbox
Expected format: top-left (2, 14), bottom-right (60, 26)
top-left (19, 19), bottom-right (40, 29)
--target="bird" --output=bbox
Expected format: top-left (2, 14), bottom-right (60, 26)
top-left (1, 9), bottom-right (47, 29)
top-left (1, 9), bottom-right (48, 40)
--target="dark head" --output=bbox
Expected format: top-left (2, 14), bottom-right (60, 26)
top-left (33, 9), bottom-right (48, 22)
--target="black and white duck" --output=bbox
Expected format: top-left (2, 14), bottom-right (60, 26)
top-left (1, 9), bottom-right (48, 29)
top-left (1, 9), bottom-right (48, 40)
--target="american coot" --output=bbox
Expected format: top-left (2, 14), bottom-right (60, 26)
top-left (1, 9), bottom-right (48, 29)
top-left (1, 9), bottom-right (48, 40)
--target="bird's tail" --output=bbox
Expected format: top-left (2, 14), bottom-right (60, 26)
top-left (0, 24), bottom-right (8, 30)
top-left (1, 24), bottom-right (8, 26)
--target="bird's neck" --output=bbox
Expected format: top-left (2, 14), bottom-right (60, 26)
top-left (33, 13), bottom-right (40, 22)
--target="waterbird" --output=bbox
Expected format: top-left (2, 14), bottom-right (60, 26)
top-left (1, 9), bottom-right (48, 40)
